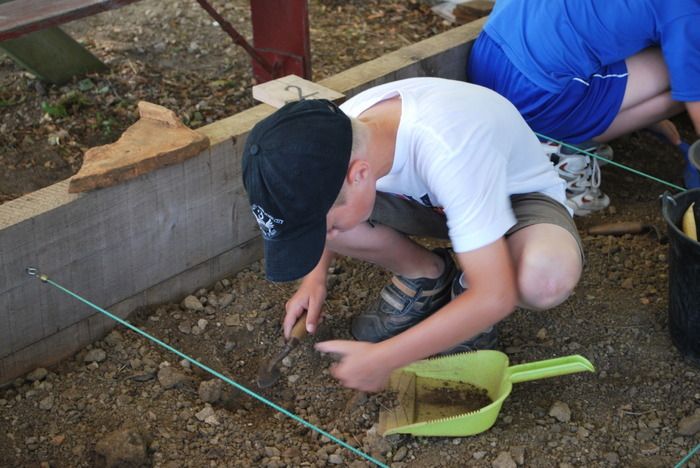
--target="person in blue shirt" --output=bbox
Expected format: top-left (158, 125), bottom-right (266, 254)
top-left (467, 0), bottom-right (700, 216)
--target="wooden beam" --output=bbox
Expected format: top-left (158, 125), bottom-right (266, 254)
top-left (252, 74), bottom-right (345, 109)
top-left (0, 0), bottom-right (141, 41)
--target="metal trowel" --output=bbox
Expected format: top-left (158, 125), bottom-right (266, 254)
top-left (257, 312), bottom-right (308, 388)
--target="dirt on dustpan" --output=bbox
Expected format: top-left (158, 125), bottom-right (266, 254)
top-left (416, 379), bottom-right (492, 419)
top-left (380, 379), bottom-right (492, 424)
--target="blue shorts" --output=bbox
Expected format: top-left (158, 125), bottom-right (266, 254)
top-left (467, 33), bottom-right (628, 144)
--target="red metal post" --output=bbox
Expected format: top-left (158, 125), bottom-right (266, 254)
top-left (249, 0), bottom-right (311, 83)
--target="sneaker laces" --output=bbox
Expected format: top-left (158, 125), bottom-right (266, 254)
top-left (552, 153), bottom-right (602, 196)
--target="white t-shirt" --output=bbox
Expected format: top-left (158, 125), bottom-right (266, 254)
top-left (340, 77), bottom-right (568, 254)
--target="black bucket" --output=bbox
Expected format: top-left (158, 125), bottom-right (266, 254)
top-left (662, 189), bottom-right (700, 367)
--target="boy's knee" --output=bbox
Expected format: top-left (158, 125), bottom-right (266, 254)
top-left (518, 254), bottom-right (581, 310)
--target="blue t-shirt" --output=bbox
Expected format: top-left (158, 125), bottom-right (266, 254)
top-left (484, 0), bottom-right (700, 101)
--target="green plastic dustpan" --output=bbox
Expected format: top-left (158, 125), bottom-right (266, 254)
top-left (378, 350), bottom-right (594, 437)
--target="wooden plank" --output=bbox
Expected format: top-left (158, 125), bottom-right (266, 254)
top-left (0, 18), bottom-right (485, 385)
top-left (0, 0), bottom-right (141, 41)
top-left (0, 27), bottom-right (106, 84)
top-left (0, 139), bottom-right (259, 362)
top-left (252, 74), bottom-right (345, 109)
top-left (0, 237), bottom-right (262, 381)
top-left (69, 102), bottom-right (210, 193)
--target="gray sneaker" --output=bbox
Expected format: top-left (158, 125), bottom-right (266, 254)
top-left (437, 272), bottom-right (499, 355)
top-left (351, 248), bottom-right (457, 343)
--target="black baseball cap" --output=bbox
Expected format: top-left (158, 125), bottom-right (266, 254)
top-left (242, 99), bottom-right (352, 282)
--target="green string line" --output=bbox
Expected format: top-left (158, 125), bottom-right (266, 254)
top-left (675, 443), bottom-right (700, 468)
top-left (535, 132), bottom-right (687, 192)
top-left (34, 273), bottom-right (389, 468)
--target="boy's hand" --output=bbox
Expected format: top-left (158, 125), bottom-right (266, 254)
top-left (315, 340), bottom-right (392, 392)
top-left (284, 278), bottom-right (327, 338)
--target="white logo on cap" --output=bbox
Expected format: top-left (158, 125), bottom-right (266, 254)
top-left (251, 204), bottom-right (284, 239)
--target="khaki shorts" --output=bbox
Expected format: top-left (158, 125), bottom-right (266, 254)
top-left (368, 192), bottom-right (583, 257)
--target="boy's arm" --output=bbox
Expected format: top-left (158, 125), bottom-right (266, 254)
top-left (316, 237), bottom-right (518, 391)
top-left (283, 248), bottom-right (335, 337)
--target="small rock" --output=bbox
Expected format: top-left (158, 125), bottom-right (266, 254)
top-left (195, 405), bottom-right (219, 425)
top-left (678, 413), bottom-right (700, 435)
top-left (636, 429), bottom-right (654, 442)
top-left (39, 395), bottom-right (54, 410)
top-left (197, 319), bottom-right (208, 331)
top-left (328, 454), bottom-right (343, 465)
top-left (511, 446), bottom-right (525, 465)
top-left (492, 451), bottom-right (516, 468)
top-left (393, 446), bottom-right (408, 462)
top-left (288, 375), bottom-right (300, 384)
top-left (178, 322), bottom-right (192, 334)
top-left (264, 446), bottom-right (281, 457)
top-left (639, 442), bottom-right (659, 456)
top-left (473, 451), bottom-right (487, 460)
top-left (157, 367), bottom-right (188, 389)
top-left (26, 368), bottom-right (48, 382)
top-left (182, 295), bottom-right (204, 311)
top-left (224, 314), bottom-right (240, 327)
top-left (549, 401), bottom-right (571, 422)
top-left (605, 452), bottom-right (620, 465)
top-left (198, 379), bottom-right (222, 403)
top-left (536, 328), bottom-right (547, 340)
top-left (95, 426), bottom-right (149, 468)
top-left (219, 293), bottom-right (234, 308)
top-left (84, 349), bottom-right (106, 363)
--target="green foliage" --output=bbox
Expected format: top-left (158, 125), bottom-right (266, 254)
top-left (41, 101), bottom-right (68, 118)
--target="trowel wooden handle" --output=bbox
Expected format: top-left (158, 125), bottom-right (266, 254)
top-left (289, 311), bottom-right (308, 343)
top-left (588, 221), bottom-right (647, 235)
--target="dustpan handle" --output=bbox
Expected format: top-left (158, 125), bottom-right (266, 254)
top-left (506, 355), bottom-right (595, 384)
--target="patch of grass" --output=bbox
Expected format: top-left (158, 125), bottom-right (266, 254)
top-left (41, 101), bottom-right (68, 118)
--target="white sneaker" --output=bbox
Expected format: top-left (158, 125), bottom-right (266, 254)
top-left (541, 143), bottom-right (611, 216)
top-left (541, 142), bottom-right (614, 165)
top-left (562, 143), bottom-right (614, 167)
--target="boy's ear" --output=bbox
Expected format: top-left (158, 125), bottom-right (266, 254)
top-left (347, 159), bottom-right (370, 184)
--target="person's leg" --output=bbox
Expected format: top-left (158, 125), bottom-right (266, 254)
top-left (507, 223), bottom-right (582, 310)
top-left (505, 194), bottom-right (583, 310)
top-left (440, 193), bottom-right (582, 355)
top-left (326, 191), bottom-right (451, 278)
top-left (326, 221), bottom-right (444, 279)
top-left (341, 193), bottom-right (458, 343)
top-left (596, 48), bottom-right (684, 143)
